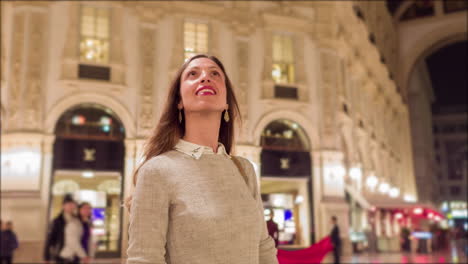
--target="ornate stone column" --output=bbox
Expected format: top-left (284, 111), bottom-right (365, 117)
top-left (137, 23), bottom-right (157, 137)
top-left (261, 30), bottom-right (274, 99)
top-left (6, 4), bottom-right (47, 131)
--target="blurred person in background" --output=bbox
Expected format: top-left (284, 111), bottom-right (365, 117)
top-left (266, 210), bottom-right (279, 248)
top-left (330, 216), bottom-right (341, 264)
top-left (0, 220), bottom-right (19, 264)
top-left (44, 194), bottom-right (89, 264)
top-left (78, 202), bottom-right (95, 259)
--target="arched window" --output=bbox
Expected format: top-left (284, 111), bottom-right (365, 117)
top-left (55, 103), bottom-right (125, 141)
top-left (260, 119), bottom-right (309, 152)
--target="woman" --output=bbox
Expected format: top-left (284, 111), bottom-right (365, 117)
top-left (78, 202), bottom-right (94, 260)
top-left (127, 54), bottom-right (278, 264)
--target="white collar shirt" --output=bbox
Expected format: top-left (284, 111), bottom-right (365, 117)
top-left (173, 139), bottom-right (229, 159)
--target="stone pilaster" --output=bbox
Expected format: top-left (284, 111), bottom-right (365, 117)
top-left (235, 38), bottom-right (250, 143)
top-left (138, 24), bottom-right (156, 137)
top-left (261, 30), bottom-right (274, 99)
top-left (319, 50), bottom-right (341, 149)
top-left (61, 2), bottom-right (79, 80)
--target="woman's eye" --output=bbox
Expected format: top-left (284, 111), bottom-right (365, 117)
top-left (212, 71), bottom-right (220, 76)
top-left (188, 71), bottom-right (197, 76)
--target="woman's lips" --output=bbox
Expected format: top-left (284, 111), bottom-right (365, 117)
top-left (196, 86), bottom-right (216, 96)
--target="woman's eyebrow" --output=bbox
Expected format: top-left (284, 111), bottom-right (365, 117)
top-left (186, 66), bottom-right (220, 70)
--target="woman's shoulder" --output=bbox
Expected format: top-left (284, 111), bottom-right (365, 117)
top-left (232, 156), bottom-right (255, 173)
top-left (138, 151), bottom-right (186, 178)
top-left (141, 151), bottom-right (183, 168)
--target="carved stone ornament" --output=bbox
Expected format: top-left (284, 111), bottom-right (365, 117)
top-left (138, 25), bottom-right (156, 136)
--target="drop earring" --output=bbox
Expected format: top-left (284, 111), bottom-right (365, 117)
top-left (224, 109), bottom-right (230, 122)
top-left (179, 109), bottom-right (183, 123)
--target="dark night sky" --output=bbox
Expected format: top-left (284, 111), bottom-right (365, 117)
top-left (426, 41), bottom-right (467, 110)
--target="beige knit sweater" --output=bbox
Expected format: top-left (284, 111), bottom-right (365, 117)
top-left (127, 140), bottom-right (278, 264)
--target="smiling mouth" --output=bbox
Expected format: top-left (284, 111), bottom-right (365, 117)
top-left (196, 86), bottom-right (217, 95)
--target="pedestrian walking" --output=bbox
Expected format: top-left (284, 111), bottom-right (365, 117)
top-left (44, 194), bottom-right (89, 264)
top-left (78, 202), bottom-right (95, 259)
top-left (266, 210), bottom-right (279, 248)
top-left (0, 221), bottom-right (19, 264)
top-left (330, 216), bottom-right (341, 264)
top-left (126, 54), bottom-right (278, 264)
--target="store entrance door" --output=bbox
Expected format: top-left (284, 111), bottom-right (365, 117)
top-left (48, 104), bottom-right (125, 258)
top-left (260, 178), bottom-right (311, 247)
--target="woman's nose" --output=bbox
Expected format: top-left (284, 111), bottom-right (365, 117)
top-left (200, 72), bottom-right (211, 83)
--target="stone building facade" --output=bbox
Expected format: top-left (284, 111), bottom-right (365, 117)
top-left (433, 107), bottom-right (468, 229)
top-left (1, 1), bottom-right (417, 261)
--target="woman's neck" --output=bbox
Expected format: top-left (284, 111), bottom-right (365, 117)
top-left (183, 111), bottom-right (221, 152)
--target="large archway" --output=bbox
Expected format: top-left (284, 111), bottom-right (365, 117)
top-left (258, 119), bottom-right (314, 247)
top-left (48, 103), bottom-right (126, 258)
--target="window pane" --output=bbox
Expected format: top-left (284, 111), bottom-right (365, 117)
top-left (272, 63), bottom-right (282, 83)
top-left (272, 34), bottom-right (295, 84)
top-left (273, 35), bottom-right (282, 62)
top-left (184, 21), bottom-right (209, 59)
top-left (80, 6), bottom-right (110, 63)
top-left (96, 17), bottom-right (109, 39)
top-left (284, 37), bottom-right (294, 63)
top-left (288, 63), bottom-right (295, 84)
top-left (81, 7), bottom-right (95, 37)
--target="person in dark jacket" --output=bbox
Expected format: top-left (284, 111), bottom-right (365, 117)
top-left (78, 202), bottom-right (94, 258)
top-left (266, 210), bottom-right (279, 248)
top-left (0, 221), bottom-right (19, 264)
top-left (330, 216), bottom-right (341, 264)
top-left (44, 194), bottom-right (78, 263)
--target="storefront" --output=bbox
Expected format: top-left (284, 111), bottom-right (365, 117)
top-left (49, 104), bottom-right (125, 257)
top-left (441, 201), bottom-right (468, 230)
top-left (371, 203), bottom-right (446, 253)
top-left (259, 119), bottom-right (313, 248)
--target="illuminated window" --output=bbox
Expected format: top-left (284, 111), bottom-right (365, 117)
top-left (272, 34), bottom-right (295, 84)
top-left (80, 6), bottom-right (110, 64)
top-left (184, 21), bottom-right (208, 61)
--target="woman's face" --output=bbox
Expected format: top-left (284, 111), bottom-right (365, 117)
top-left (79, 204), bottom-right (92, 219)
top-left (178, 58), bottom-right (228, 114)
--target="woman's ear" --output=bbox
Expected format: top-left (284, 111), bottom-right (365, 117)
top-left (178, 102), bottom-right (183, 110)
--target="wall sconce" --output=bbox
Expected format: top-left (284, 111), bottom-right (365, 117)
top-left (404, 194), bottom-right (416, 202)
top-left (334, 165), bottom-right (346, 179)
top-left (389, 187), bottom-right (400, 198)
top-left (82, 170), bottom-right (95, 178)
top-left (349, 167), bottom-right (362, 180)
top-left (366, 174), bottom-right (379, 189)
top-left (378, 182), bottom-right (390, 193)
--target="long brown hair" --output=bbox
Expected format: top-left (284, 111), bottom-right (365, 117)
top-left (132, 54), bottom-right (241, 186)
